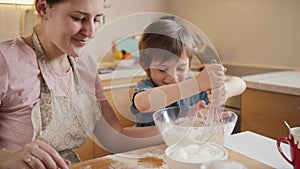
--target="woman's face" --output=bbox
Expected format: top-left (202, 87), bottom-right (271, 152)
top-left (149, 51), bottom-right (190, 86)
top-left (40, 0), bottom-right (104, 57)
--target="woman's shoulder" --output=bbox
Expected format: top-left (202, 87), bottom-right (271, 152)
top-left (0, 37), bottom-right (33, 55)
top-left (0, 37), bottom-right (35, 64)
top-left (1, 37), bottom-right (27, 48)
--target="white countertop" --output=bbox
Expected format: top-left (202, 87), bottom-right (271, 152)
top-left (225, 131), bottom-right (292, 169)
top-left (242, 71), bottom-right (300, 96)
top-left (99, 68), bottom-right (146, 81)
top-left (99, 67), bottom-right (300, 97)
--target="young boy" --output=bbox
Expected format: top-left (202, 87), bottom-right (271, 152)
top-left (130, 19), bottom-right (246, 127)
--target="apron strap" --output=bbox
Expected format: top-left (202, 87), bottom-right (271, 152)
top-left (32, 29), bottom-right (53, 129)
top-left (68, 57), bottom-right (84, 95)
top-left (30, 27), bottom-right (95, 163)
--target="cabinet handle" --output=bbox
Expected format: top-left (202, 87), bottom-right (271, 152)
top-left (298, 107), bottom-right (300, 110)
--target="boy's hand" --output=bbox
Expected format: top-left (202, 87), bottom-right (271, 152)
top-left (195, 64), bottom-right (225, 91)
top-left (207, 85), bottom-right (229, 107)
top-left (198, 64), bottom-right (227, 107)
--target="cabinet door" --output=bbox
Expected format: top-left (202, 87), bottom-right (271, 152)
top-left (74, 138), bottom-right (112, 161)
top-left (102, 76), bottom-right (146, 127)
top-left (73, 138), bottom-right (94, 161)
top-left (241, 89), bottom-right (300, 139)
top-left (104, 87), bottom-right (136, 127)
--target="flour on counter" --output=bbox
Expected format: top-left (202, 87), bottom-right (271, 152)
top-left (105, 146), bottom-right (169, 169)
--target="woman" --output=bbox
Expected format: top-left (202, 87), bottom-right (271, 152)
top-left (0, 0), bottom-right (164, 168)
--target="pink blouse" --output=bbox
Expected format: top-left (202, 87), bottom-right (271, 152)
top-left (0, 37), bottom-right (106, 149)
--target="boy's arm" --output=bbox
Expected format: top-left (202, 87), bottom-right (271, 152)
top-left (207, 76), bottom-right (246, 107)
top-left (134, 77), bottom-right (200, 112)
top-left (134, 64), bottom-right (225, 112)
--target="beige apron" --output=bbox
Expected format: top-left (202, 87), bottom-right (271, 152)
top-left (30, 29), bottom-right (101, 163)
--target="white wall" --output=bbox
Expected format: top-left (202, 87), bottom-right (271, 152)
top-left (0, 0), bottom-right (299, 70)
top-left (0, 4), bottom-right (31, 40)
top-left (0, 0), bottom-right (169, 64)
top-left (85, 0), bottom-right (169, 63)
top-left (167, 0), bottom-right (300, 70)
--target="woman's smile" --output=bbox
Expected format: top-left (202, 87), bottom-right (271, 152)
top-left (72, 37), bottom-right (89, 47)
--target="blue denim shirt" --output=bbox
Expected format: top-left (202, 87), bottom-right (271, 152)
top-left (130, 78), bottom-right (209, 127)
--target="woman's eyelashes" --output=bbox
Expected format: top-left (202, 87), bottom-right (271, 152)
top-left (71, 15), bottom-right (103, 24)
top-left (71, 15), bottom-right (85, 22)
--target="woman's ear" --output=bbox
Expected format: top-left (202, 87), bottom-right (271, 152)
top-left (35, 0), bottom-right (49, 20)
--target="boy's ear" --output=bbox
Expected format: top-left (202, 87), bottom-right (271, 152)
top-left (139, 60), bottom-right (151, 77)
top-left (35, 0), bottom-right (50, 20)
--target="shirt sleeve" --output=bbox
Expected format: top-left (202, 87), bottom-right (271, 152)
top-left (131, 79), bottom-right (155, 107)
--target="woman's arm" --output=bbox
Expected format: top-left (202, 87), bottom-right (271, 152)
top-left (93, 100), bottom-right (163, 154)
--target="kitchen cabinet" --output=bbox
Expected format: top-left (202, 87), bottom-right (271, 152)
top-left (74, 74), bottom-right (147, 161)
top-left (241, 88), bottom-right (300, 140)
top-left (73, 137), bottom-right (111, 161)
top-left (101, 76), bottom-right (147, 127)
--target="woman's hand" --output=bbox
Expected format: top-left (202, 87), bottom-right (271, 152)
top-left (1, 140), bottom-right (69, 169)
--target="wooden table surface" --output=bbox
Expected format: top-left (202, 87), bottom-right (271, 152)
top-left (70, 144), bottom-right (273, 169)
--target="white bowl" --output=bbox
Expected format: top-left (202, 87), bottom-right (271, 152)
top-left (114, 59), bottom-right (136, 68)
top-left (165, 142), bottom-right (228, 169)
top-left (153, 106), bottom-right (238, 146)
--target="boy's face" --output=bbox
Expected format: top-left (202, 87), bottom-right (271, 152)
top-left (149, 51), bottom-right (190, 86)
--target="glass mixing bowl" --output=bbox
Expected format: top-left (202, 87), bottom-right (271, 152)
top-left (153, 106), bottom-right (238, 146)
